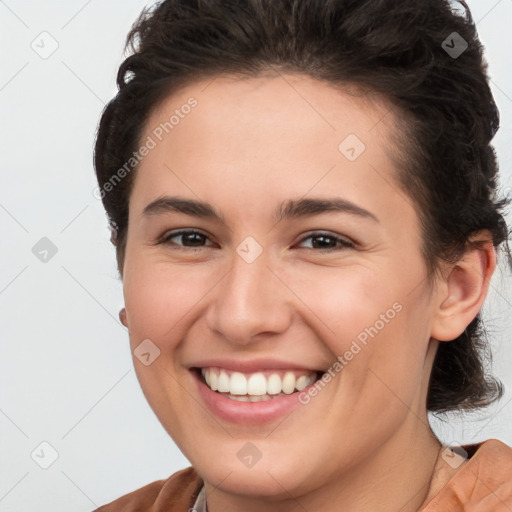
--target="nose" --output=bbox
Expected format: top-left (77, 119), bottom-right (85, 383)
top-left (205, 247), bottom-right (293, 346)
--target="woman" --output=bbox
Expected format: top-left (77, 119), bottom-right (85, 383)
top-left (92, 0), bottom-right (512, 510)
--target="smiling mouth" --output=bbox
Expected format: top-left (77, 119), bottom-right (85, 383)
top-left (194, 367), bottom-right (324, 402)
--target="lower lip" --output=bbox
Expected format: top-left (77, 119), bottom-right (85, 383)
top-left (192, 370), bottom-right (310, 425)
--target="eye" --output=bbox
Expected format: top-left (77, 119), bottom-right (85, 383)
top-left (295, 231), bottom-right (355, 251)
top-left (158, 229), bottom-right (215, 250)
top-left (157, 229), bottom-right (355, 252)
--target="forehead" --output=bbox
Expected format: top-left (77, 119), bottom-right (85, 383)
top-left (131, 73), bottom-right (416, 229)
top-left (145, 72), bottom-right (396, 146)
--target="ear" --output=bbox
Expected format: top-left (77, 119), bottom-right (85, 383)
top-left (119, 307), bottom-right (129, 328)
top-left (430, 231), bottom-right (496, 342)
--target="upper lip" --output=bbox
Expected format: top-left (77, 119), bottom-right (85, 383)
top-left (188, 358), bottom-right (323, 373)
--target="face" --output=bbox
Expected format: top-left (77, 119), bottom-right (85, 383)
top-left (121, 74), bottom-right (441, 498)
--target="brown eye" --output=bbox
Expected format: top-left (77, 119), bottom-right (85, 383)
top-left (297, 232), bottom-right (355, 251)
top-left (159, 230), bottom-right (214, 250)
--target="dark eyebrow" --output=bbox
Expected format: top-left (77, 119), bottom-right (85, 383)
top-left (142, 196), bottom-right (226, 222)
top-left (142, 196), bottom-right (379, 224)
top-left (276, 197), bottom-right (379, 223)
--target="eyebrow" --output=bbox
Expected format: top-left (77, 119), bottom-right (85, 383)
top-left (142, 196), bottom-right (379, 224)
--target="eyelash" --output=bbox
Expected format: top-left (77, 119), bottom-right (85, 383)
top-left (157, 229), bottom-right (355, 252)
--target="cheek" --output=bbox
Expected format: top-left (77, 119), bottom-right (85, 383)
top-left (293, 261), bottom-right (431, 396)
top-left (123, 259), bottom-right (214, 344)
top-left (290, 263), bottom-right (398, 345)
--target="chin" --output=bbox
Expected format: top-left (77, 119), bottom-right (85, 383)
top-left (208, 467), bottom-right (303, 497)
top-left (192, 453), bottom-right (313, 499)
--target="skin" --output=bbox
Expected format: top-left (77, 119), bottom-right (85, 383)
top-left (118, 73), bottom-right (496, 512)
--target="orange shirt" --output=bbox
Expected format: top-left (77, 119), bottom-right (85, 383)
top-left (94, 439), bottom-right (512, 511)
top-left (422, 439), bottom-right (512, 511)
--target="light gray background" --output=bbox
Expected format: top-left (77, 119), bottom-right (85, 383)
top-left (0, 1), bottom-right (511, 510)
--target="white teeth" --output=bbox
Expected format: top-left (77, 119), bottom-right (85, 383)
top-left (282, 371), bottom-right (296, 394)
top-left (217, 370), bottom-right (230, 392)
top-left (209, 371), bottom-right (218, 391)
top-left (200, 367), bottom-right (319, 397)
top-left (266, 373), bottom-right (282, 395)
top-left (249, 394), bottom-right (272, 402)
top-left (228, 394), bottom-right (250, 402)
top-left (230, 372), bottom-right (247, 395)
top-left (295, 375), bottom-right (309, 391)
top-left (247, 373), bottom-right (267, 395)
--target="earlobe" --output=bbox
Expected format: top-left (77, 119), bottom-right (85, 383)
top-left (430, 232), bottom-right (496, 342)
top-left (119, 307), bottom-right (128, 328)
